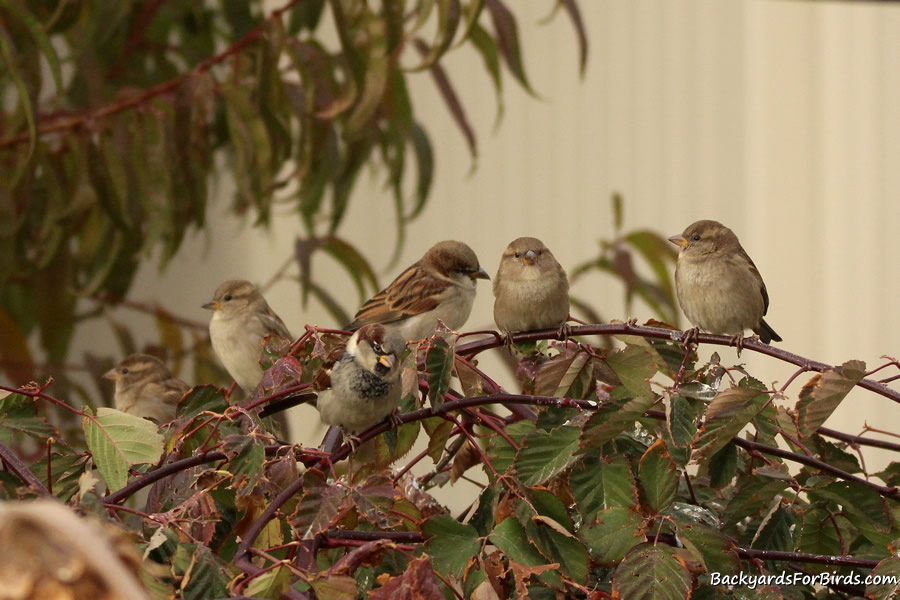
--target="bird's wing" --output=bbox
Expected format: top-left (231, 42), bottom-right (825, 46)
top-left (347, 264), bottom-right (449, 329)
top-left (735, 247), bottom-right (769, 315)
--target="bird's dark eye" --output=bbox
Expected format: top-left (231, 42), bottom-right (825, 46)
top-left (224, 294), bottom-right (232, 301)
top-left (514, 252), bottom-right (520, 258)
top-left (372, 343), bottom-right (383, 354)
top-left (537, 250), bottom-right (543, 255)
top-left (692, 234), bottom-right (701, 242)
top-left (121, 368), bottom-right (129, 374)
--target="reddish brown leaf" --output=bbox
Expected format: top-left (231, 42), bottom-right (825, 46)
top-left (370, 555), bottom-right (444, 599)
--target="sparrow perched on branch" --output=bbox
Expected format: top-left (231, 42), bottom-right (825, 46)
top-left (315, 324), bottom-right (407, 434)
top-left (346, 241), bottom-right (490, 342)
top-left (103, 354), bottom-right (189, 422)
top-left (669, 220), bottom-right (782, 348)
top-left (202, 280), bottom-right (293, 393)
top-left (203, 279), bottom-right (293, 437)
top-left (492, 237), bottom-right (570, 335)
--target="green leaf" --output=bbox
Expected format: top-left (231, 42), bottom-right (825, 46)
top-left (666, 395), bottom-right (698, 450)
top-left (693, 384), bottom-right (768, 462)
top-left (484, 0), bottom-right (536, 95)
top-left (795, 360), bottom-right (866, 437)
top-left (807, 480), bottom-right (892, 537)
top-left (605, 343), bottom-right (658, 398)
top-left (419, 40), bottom-right (477, 158)
top-left (706, 443), bottom-right (738, 489)
top-left (638, 439), bottom-right (678, 513)
top-left (514, 425), bottom-right (580, 486)
top-left (423, 515), bottom-right (480, 578)
top-left (578, 507), bottom-right (645, 565)
top-left (221, 82), bottom-right (273, 215)
top-left (558, 0), bottom-right (588, 77)
top-left (724, 478), bottom-right (788, 524)
top-left (244, 564), bottom-right (291, 599)
top-left (0, 0), bottom-right (63, 95)
top-left (612, 543), bottom-right (693, 600)
top-left (580, 394), bottom-right (657, 448)
top-left (570, 453), bottom-right (638, 520)
top-left (319, 235), bottom-right (380, 303)
top-left (674, 520), bottom-right (740, 575)
top-left (0, 392), bottom-right (54, 443)
top-left (345, 19), bottom-right (389, 135)
top-left (489, 517), bottom-right (561, 587)
top-left (425, 336), bottom-right (453, 410)
top-left (526, 514), bottom-right (590, 585)
top-left (223, 435), bottom-right (265, 495)
top-left (465, 22), bottom-right (504, 122)
top-left (422, 416), bottom-right (453, 462)
top-left (796, 507), bottom-right (847, 557)
top-left (0, 28), bottom-right (36, 173)
top-left (866, 556), bottom-right (900, 600)
top-left (176, 385), bottom-right (229, 420)
top-left (83, 407), bottom-right (164, 492)
top-left (406, 123), bottom-right (434, 220)
top-left (410, 0), bottom-right (462, 70)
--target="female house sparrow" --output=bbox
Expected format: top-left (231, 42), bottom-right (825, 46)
top-left (492, 237), bottom-right (570, 334)
top-left (103, 354), bottom-right (189, 422)
top-left (316, 324), bottom-right (407, 434)
top-left (669, 220), bottom-right (782, 347)
top-left (347, 241), bottom-right (490, 342)
top-left (202, 280), bottom-right (293, 393)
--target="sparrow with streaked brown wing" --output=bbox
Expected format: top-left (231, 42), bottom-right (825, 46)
top-left (493, 237), bottom-right (570, 336)
top-left (103, 353), bottom-right (189, 422)
top-left (669, 220), bottom-right (781, 351)
top-left (346, 241), bottom-right (489, 342)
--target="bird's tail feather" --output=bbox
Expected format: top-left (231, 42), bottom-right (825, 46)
top-left (755, 319), bottom-right (782, 344)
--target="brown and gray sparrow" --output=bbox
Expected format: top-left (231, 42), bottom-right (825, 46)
top-left (103, 353), bottom-right (189, 422)
top-left (347, 241), bottom-right (489, 342)
top-left (315, 324), bottom-right (407, 435)
top-left (669, 220), bottom-right (781, 347)
top-left (202, 280), bottom-right (293, 393)
top-left (493, 237), bottom-right (569, 334)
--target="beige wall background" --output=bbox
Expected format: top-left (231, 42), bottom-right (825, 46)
top-left (69, 1), bottom-right (900, 503)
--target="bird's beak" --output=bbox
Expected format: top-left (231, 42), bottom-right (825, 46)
top-left (377, 354), bottom-right (396, 370)
top-left (102, 368), bottom-right (118, 381)
top-left (668, 235), bottom-right (689, 248)
top-left (522, 250), bottom-right (537, 266)
top-left (471, 268), bottom-right (490, 281)
top-left (202, 300), bottom-right (220, 311)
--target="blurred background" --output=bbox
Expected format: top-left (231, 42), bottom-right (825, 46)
top-left (5, 1), bottom-right (900, 506)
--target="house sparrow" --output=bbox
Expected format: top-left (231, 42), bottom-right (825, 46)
top-left (103, 354), bottom-right (189, 422)
top-left (202, 280), bottom-right (293, 393)
top-left (316, 324), bottom-right (407, 434)
top-left (492, 237), bottom-right (570, 334)
top-left (346, 241), bottom-right (490, 342)
top-left (669, 220), bottom-right (782, 348)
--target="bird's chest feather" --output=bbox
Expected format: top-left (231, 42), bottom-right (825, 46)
top-left (675, 256), bottom-right (763, 334)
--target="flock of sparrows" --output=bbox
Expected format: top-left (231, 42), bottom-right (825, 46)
top-left (103, 220), bottom-right (781, 441)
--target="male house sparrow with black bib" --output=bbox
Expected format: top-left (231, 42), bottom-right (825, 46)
top-left (669, 220), bottom-right (781, 349)
top-left (347, 241), bottom-right (489, 341)
top-left (316, 324), bottom-right (406, 435)
top-left (104, 353), bottom-right (189, 422)
top-left (492, 237), bottom-right (569, 335)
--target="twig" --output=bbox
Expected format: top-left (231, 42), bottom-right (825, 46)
top-left (0, 0), bottom-right (306, 149)
top-left (0, 442), bottom-right (50, 496)
top-left (455, 324), bottom-right (900, 405)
